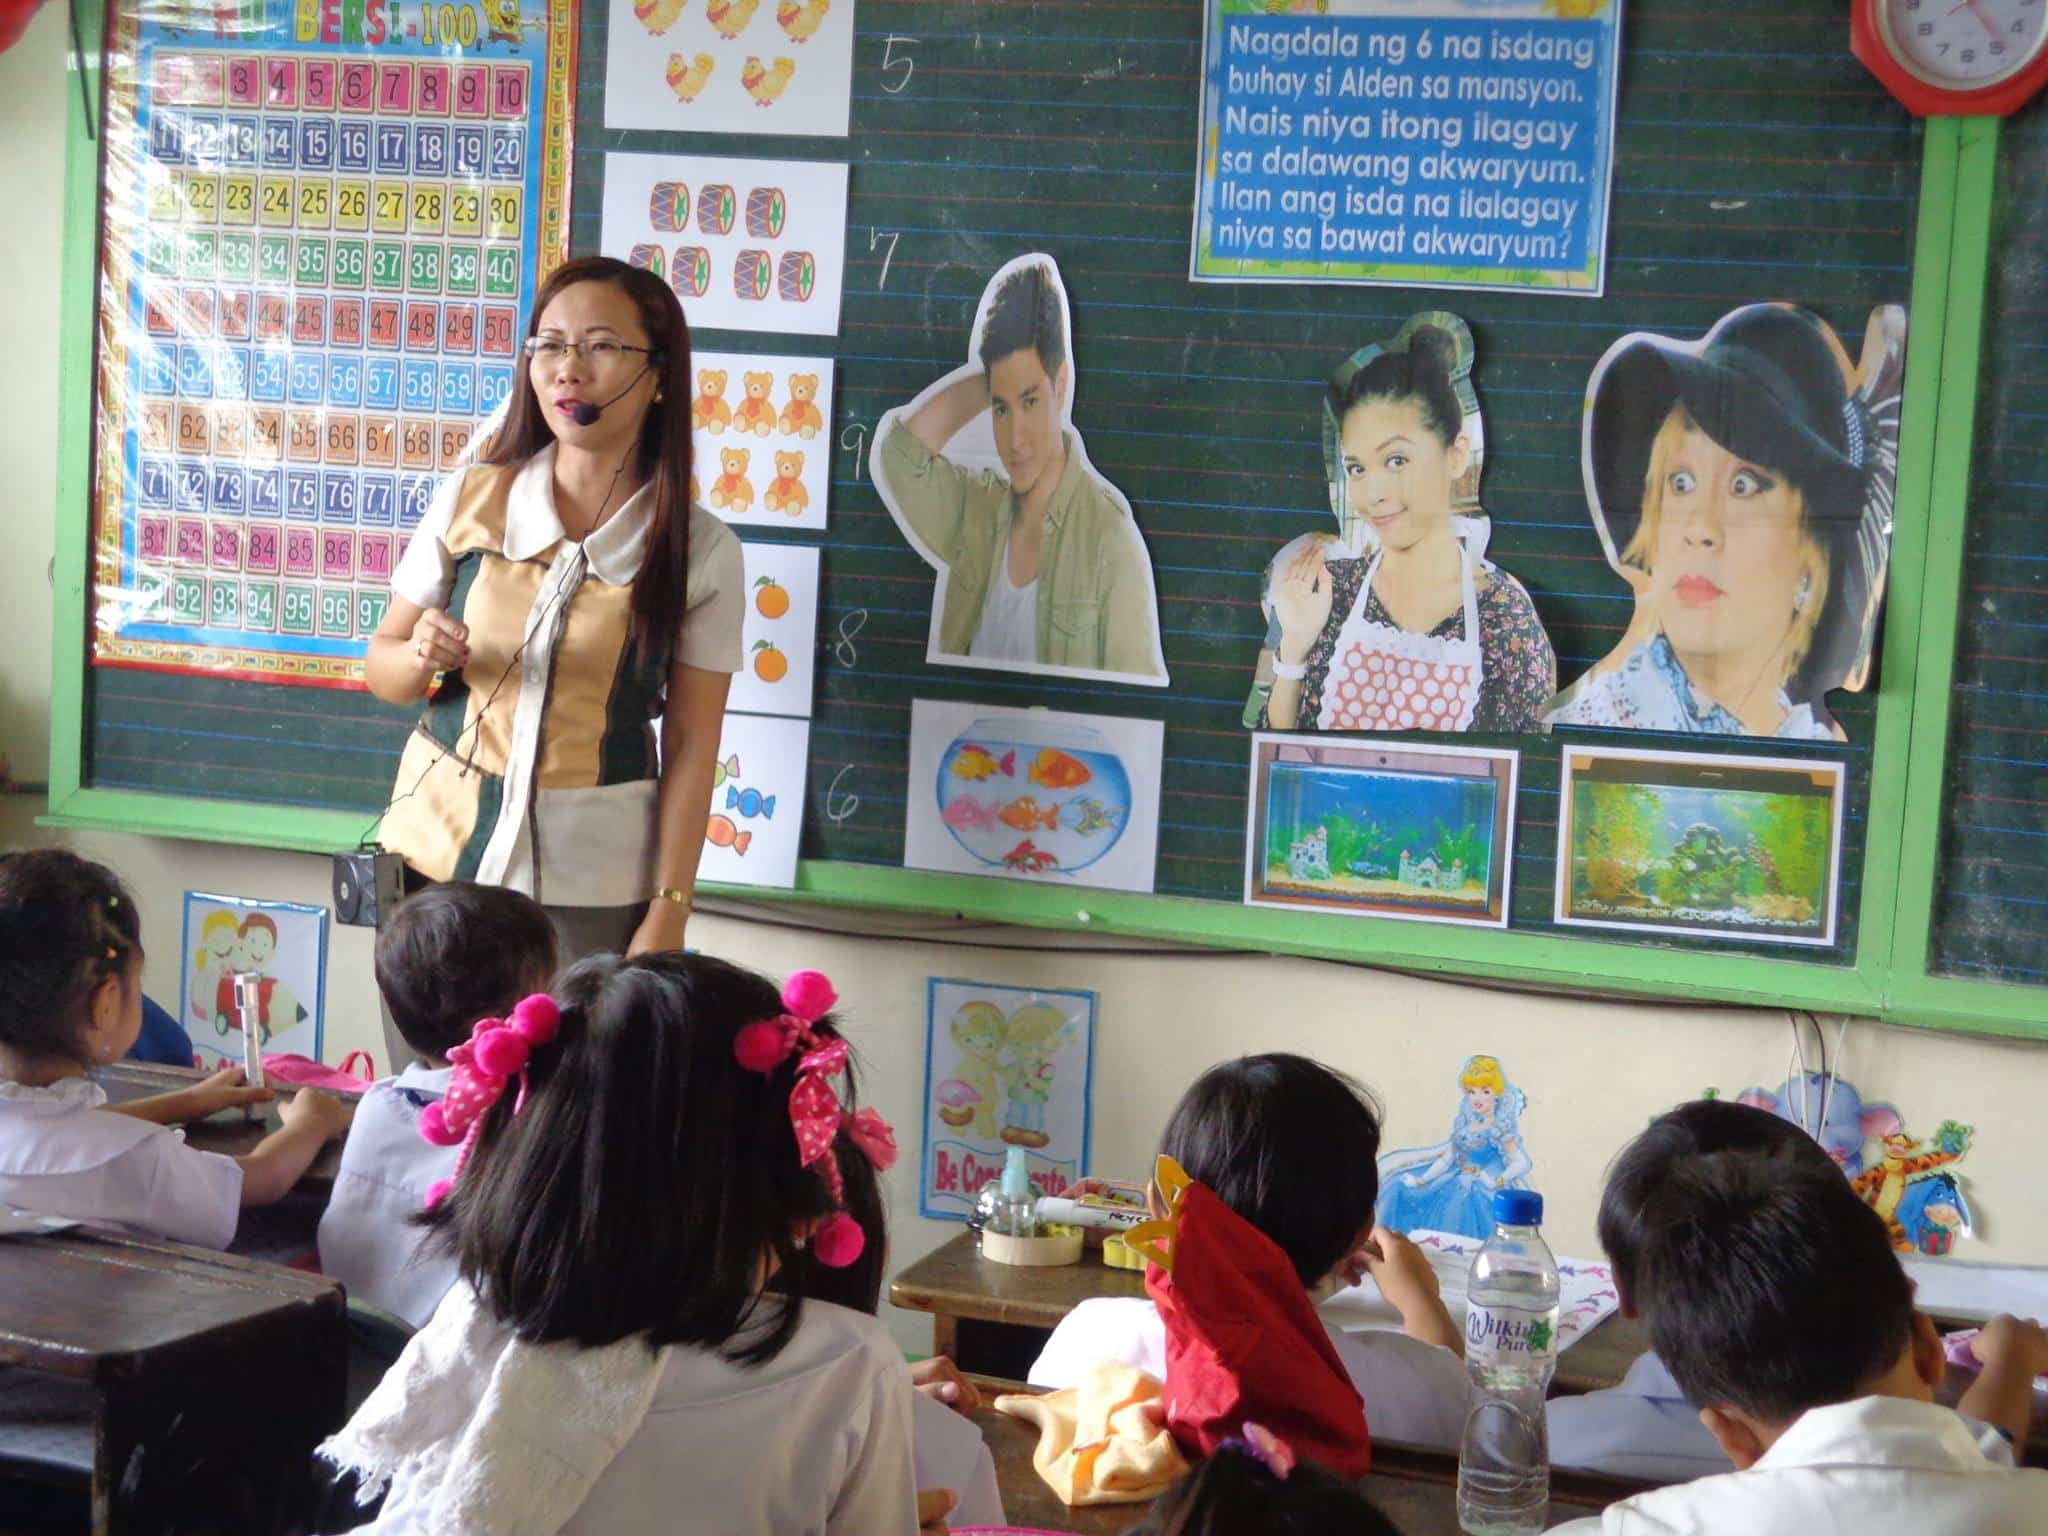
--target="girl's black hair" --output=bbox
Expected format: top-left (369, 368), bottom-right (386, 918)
top-left (421, 951), bottom-right (850, 1362)
top-left (1332, 324), bottom-right (1463, 447)
top-left (1160, 1054), bottom-right (1382, 1287)
top-left (0, 849), bottom-right (143, 1064)
top-left (373, 883), bottom-right (559, 1064)
top-left (791, 1124), bottom-right (887, 1317)
top-left (1134, 1438), bottom-right (1404, 1536)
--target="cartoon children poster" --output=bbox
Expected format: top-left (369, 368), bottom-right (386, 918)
top-left (1376, 1053), bottom-right (1534, 1242)
top-left (179, 893), bottom-right (327, 1066)
top-left (919, 978), bottom-right (1096, 1221)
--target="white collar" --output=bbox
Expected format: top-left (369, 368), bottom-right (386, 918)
top-left (500, 445), bottom-right (657, 586)
top-left (1756, 1396), bottom-right (2002, 1476)
top-left (0, 1077), bottom-right (108, 1114)
top-left (393, 1063), bottom-right (455, 1094)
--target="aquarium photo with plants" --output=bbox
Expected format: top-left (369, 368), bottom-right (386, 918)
top-left (1556, 747), bottom-right (1844, 947)
top-left (1245, 736), bottom-right (1517, 928)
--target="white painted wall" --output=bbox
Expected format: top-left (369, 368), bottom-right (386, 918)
top-left (4, 8), bottom-right (2043, 1362)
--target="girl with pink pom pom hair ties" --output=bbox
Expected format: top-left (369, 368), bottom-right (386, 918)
top-left (320, 955), bottom-right (917, 1536)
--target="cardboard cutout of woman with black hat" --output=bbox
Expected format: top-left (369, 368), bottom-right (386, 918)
top-left (1544, 303), bottom-right (1905, 741)
top-left (1244, 314), bottom-right (1557, 735)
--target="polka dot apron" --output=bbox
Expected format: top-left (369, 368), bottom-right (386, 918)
top-left (1317, 540), bottom-right (1484, 733)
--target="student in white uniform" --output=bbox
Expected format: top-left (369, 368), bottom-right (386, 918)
top-left (1551, 1155), bottom-right (2048, 1536)
top-left (323, 954), bottom-right (918, 1536)
top-left (318, 882), bottom-right (558, 1327)
top-left (0, 850), bottom-right (353, 1249)
top-left (1030, 1054), bottom-right (1471, 1452)
top-left (1549, 1097), bottom-right (1850, 1482)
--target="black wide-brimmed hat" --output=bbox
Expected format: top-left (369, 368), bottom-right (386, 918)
top-left (1586, 304), bottom-right (1872, 560)
top-left (1584, 303), bottom-right (1904, 704)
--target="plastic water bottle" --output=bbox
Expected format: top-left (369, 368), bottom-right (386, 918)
top-left (975, 1145), bottom-right (1040, 1243)
top-left (1457, 1189), bottom-right (1561, 1536)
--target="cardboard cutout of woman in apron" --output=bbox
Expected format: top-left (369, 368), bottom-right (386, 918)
top-left (1245, 315), bottom-right (1556, 735)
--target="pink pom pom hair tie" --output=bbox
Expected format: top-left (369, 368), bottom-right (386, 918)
top-left (734, 969), bottom-right (897, 1269)
top-left (419, 993), bottom-right (562, 1209)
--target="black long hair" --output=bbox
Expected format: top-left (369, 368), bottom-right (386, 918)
top-left (0, 849), bottom-right (142, 1064)
top-left (1134, 1438), bottom-right (1403, 1536)
top-left (1332, 324), bottom-right (1463, 446)
top-left (485, 255), bottom-right (694, 661)
top-left (420, 952), bottom-right (854, 1362)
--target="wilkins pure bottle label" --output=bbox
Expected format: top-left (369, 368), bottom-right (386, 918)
top-left (1466, 1303), bottom-right (1558, 1364)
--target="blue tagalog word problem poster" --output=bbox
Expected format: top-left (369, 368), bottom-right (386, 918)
top-left (1193, 0), bottom-right (1623, 296)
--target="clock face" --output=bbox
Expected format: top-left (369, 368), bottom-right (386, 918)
top-left (1880, 0), bottom-right (2048, 88)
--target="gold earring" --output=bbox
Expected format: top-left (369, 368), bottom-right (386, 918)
top-left (654, 389), bottom-right (665, 403)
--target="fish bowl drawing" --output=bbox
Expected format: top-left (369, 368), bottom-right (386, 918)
top-left (936, 717), bottom-right (1132, 877)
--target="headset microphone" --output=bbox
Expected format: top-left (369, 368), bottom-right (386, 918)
top-left (566, 354), bottom-right (666, 427)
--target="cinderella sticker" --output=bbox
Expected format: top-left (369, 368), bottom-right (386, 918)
top-left (1545, 303), bottom-right (1906, 741)
top-left (1376, 1054), bottom-right (1534, 1242)
top-left (1245, 313), bottom-right (1556, 735)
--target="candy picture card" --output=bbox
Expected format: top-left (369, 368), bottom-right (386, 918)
top-left (600, 152), bottom-right (847, 337)
top-left (701, 711), bottom-right (808, 889)
top-left (604, 0), bottom-right (855, 139)
top-left (691, 350), bottom-right (833, 531)
top-left (727, 541), bottom-right (818, 719)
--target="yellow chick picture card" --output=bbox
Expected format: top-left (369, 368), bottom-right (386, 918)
top-left (689, 351), bottom-right (834, 530)
top-left (179, 893), bottom-right (327, 1066)
top-left (728, 541), bottom-right (819, 718)
top-left (600, 152), bottom-right (848, 336)
top-left (604, 0), bottom-right (854, 138)
top-left (920, 978), bottom-right (1096, 1221)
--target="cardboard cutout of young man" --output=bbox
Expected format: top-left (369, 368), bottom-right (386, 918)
top-left (1544, 303), bottom-right (1905, 741)
top-left (1245, 313), bottom-right (1555, 734)
top-left (871, 255), bottom-right (1168, 687)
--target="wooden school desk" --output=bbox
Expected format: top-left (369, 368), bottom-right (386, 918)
top-left (0, 1226), bottom-right (347, 1534)
top-left (892, 1230), bottom-right (1637, 1393)
top-left (972, 1379), bottom-right (1631, 1534)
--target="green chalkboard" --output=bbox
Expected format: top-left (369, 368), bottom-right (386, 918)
top-left (71, 0), bottom-right (1979, 1012)
top-left (1927, 94), bottom-right (2048, 992)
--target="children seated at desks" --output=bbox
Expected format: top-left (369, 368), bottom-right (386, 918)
top-left (1030, 1054), bottom-right (1471, 1454)
top-left (0, 849), bottom-right (353, 1250)
top-left (1551, 1149), bottom-right (2048, 1535)
top-left (318, 882), bottom-right (558, 1327)
top-left (322, 956), bottom-right (920, 1534)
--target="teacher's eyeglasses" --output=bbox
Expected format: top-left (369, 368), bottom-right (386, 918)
top-left (523, 338), bottom-right (659, 365)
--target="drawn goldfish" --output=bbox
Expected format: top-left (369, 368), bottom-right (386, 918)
top-left (998, 795), bottom-right (1060, 832)
top-left (706, 815), bottom-right (752, 856)
top-left (712, 753), bottom-right (741, 789)
top-left (1066, 797), bottom-right (1121, 836)
top-left (1001, 838), bottom-right (1059, 874)
top-left (1029, 748), bottom-right (1092, 790)
top-left (951, 744), bottom-right (1016, 782)
top-left (941, 796), bottom-right (999, 831)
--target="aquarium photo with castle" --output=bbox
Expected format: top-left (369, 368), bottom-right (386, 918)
top-left (1556, 747), bottom-right (1845, 947)
top-left (1244, 735), bottom-right (1517, 928)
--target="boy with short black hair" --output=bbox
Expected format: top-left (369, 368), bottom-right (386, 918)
top-left (1553, 1155), bottom-right (2048, 1534)
top-left (318, 882), bottom-right (557, 1326)
top-left (1552, 1097), bottom-right (1846, 1480)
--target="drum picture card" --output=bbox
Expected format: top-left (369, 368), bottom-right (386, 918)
top-left (727, 540), bottom-right (818, 719)
top-left (1244, 313), bottom-right (1556, 735)
top-left (179, 892), bottom-right (328, 1065)
top-left (920, 977), bottom-right (1097, 1222)
top-left (1244, 733), bottom-right (1517, 929)
top-left (904, 698), bottom-right (1164, 895)
top-left (701, 711), bottom-right (808, 888)
top-left (600, 151), bottom-right (847, 337)
top-left (604, 0), bottom-right (854, 139)
top-left (691, 350), bottom-right (833, 531)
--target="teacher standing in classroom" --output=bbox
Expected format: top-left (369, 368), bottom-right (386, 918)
top-left (365, 256), bottom-right (744, 961)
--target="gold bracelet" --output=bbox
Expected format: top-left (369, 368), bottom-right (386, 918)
top-left (654, 886), bottom-right (692, 909)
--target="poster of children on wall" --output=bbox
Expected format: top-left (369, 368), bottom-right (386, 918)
top-left (919, 978), bottom-right (1096, 1221)
top-left (179, 893), bottom-right (327, 1066)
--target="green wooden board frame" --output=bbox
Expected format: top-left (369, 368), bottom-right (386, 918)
top-left (42, 3), bottom-right (2040, 1039)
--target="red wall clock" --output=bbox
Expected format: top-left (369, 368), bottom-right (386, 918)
top-left (1853, 0), bottom-right (2048, 115)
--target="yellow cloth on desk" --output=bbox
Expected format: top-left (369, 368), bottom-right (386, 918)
top-left (994, 1363), bottom-right (1189, 1506)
